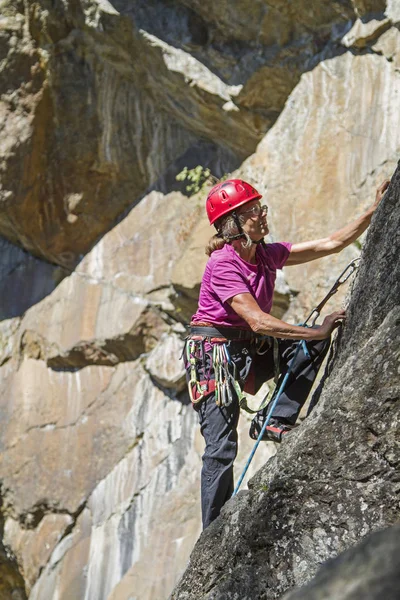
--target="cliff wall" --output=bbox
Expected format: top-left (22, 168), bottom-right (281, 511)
top-left (0, 1), bottom-right (398, 599)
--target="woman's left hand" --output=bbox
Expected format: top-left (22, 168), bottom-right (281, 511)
top-left (372, 179), bottom-right (390, 211)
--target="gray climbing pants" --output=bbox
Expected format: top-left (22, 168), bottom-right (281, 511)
top-left (186, 336), bottom-right (330, 529)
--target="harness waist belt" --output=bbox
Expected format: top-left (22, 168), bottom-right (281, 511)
top-left (189, 325), bottom-right (255, 340)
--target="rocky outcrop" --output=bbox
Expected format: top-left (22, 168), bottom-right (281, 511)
top-left (170, 165), bottom-right (400, 599)
top-left (0, 2), bottom-right (399, 600)
top-left (0, 0), bottom-right (392, 268)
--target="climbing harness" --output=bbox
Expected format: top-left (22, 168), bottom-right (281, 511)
top-left (232, 257), bottom-right (361, 496)
top-left (185, 325), bottom-right (255, 407)
top-left (186, 258), bottom-right (360, 411)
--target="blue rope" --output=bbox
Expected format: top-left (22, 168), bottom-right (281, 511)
top-left (232, 341), bottom-right (303, 497)
top-left (301, 339), bottom-right (311, 360)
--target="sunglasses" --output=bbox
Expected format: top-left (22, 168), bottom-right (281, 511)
top-left (239, 204), bottom-right (268, 218)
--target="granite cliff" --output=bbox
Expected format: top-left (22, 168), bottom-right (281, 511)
top-left (0, 1), bottom-right (399, 599)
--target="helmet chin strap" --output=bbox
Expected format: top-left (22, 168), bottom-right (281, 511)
top-left (216, 209), bottom-right (246, 241)
top-left (215, 211), bottom-right (265, 244)
top-left (231, 210), bottom-right (244, 236)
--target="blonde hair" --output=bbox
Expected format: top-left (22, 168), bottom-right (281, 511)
top-left (205, 213), bottom-right (252, 256)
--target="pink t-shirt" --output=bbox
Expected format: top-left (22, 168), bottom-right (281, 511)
top-left (192, 242), bottom-right (292, 329)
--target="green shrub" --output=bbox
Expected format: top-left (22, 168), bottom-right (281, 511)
top-left (176, 165), bottom-right (211, 194)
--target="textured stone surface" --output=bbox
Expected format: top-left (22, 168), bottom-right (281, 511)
top-left (3, 514), bottom-right (73, 589)
top-left (0, 3), bottom-right (399, 600)
top-left (0, 513), bottom-right (26, 600)
top-left (239, 47), bottom-right (399, 323)
top-left (341, 17), bottom-right (390, 48)
top-left (0, 0), bottom-right (380, 268)
top-left (0, 237), bottom-right (62, 320)
top-left (372, 26), bottom-right (400, 68)
top-left (0, 0), bottom-right (240, 267)
top-left (170, 165), bottom-right (400, 599)
top-left (145, 332), bottom-right (187, 391)
top-left (15, 189), bottom-right (200, 369)
top-left (385, 0), bottom-right (400, 22)
top-left (282, 524), bottom-right (400, 600)
top-left (26, 363), bottom-right (200, 600)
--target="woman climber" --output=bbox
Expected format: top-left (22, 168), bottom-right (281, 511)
top-left (184, 177), bottom-right (389, 530)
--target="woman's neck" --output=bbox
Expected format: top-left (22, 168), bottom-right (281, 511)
top-left (231, 239), bottom-right (258, 264)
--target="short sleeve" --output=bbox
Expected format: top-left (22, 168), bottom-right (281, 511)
top-left (211, 260), bottom-right (250, 304)
top-left (263, 242), bottom-right (292, 269)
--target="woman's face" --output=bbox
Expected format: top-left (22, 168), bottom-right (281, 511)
top-left (237, 200), bottom-right (269, 241)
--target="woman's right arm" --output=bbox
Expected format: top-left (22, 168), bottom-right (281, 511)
top-left (229, 293), bottom-right (345, 340)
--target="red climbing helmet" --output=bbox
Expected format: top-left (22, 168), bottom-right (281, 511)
top-left (206, 179), bottom-right (262, 225)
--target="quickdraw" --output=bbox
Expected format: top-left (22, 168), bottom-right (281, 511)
top-left (185, 338), bottom-right (246, 408)
top-left (305, 257), bottom-right (360, 327)
top-left (186, 339), bottom-right (210, 404)
top-left (213, 343), bottom-right (244, 408)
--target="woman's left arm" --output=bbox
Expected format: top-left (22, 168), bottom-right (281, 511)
top-left (286, 180), bottom-right (390, 266)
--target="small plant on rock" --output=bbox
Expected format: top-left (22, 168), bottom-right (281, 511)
top-left (176, 165), bottom-right (212, 195)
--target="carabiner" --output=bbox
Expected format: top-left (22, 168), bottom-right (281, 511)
top-left (336, 257), bottom-right (361, 285)
top-left (186, 340), bottom-right (205, 404)
top-left (304, 258), bottom-right (361, 325)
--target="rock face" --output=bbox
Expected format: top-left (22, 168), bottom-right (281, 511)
top-left (0, 519), bottom-right (26, 600)
top-left (0, 190), bottom-right (276, 599)
top-left (0, 1), bottom-right (399, 600)
top-left (282, 524), bottom-right (400, 600)
top-left (0, 0), bottom-right (388, 268)
top-left (170, 165), bottom-right (400, 599)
